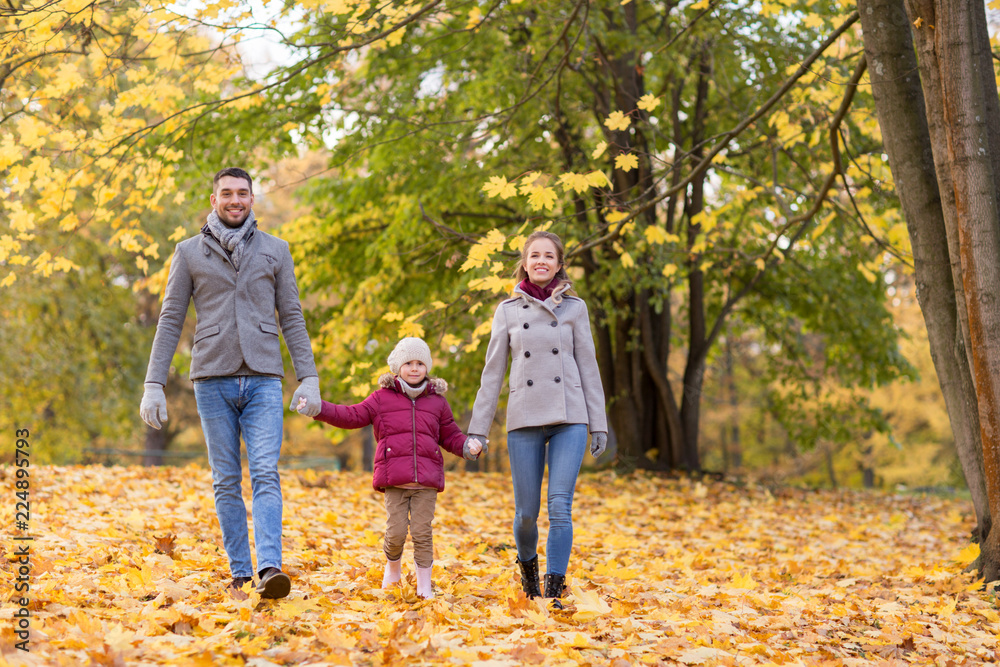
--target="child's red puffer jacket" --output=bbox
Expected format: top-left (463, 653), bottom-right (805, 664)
top-left (314, 373), bottom-right (467, 492)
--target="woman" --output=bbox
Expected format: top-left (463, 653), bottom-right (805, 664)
top-left (466, 229), bottom-right (608, 608)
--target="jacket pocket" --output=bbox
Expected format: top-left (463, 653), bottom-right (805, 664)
top-left (259, 321), bottom-right (280, 336)
top-left (194, 324), bottom-right (220, 343)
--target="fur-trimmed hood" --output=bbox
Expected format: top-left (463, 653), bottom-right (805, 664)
top-left (377, 372), bottom-right (449, 394)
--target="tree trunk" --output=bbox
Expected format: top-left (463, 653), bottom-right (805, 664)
top-left (858, 0), bottom-right (991, 552)
top-left (724, 327), bottom-right (742, 469)
top-left (903, 0), bottom-right (975, 374)
top-left (143, 425), bottom-right (167, 466)
top-left (679, 42), bottom-right (713, 473)
top-left (362, 425), bottom-right (374, 473)
top-left (935, 0), bottom-right (1000, 582)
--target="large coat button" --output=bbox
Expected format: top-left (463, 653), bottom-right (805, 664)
top-left (552, 348), bottom-right (559, 354)
top-left (524, 351), bottom-right (531, 358)
top-left (527, 380), bottom-right (534, 386)
top-left (555, 377), bottom-right (561, 383)
top-left (523, 304), bottom-right (529, 309)
top-left (523, 323), bottom-right (530, 329)
top-left (550, 321), bottom-right (557, 327)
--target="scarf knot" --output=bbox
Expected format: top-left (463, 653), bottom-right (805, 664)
top-left (206, 209), bottom-right (256, 271)
top-left (519, 278), bottom-right (559, 302)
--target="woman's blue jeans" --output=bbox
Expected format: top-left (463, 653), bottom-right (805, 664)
top-left (193, 376), bottom-right (284, 578)
top-left (506, 423), bottom-right (587, 576)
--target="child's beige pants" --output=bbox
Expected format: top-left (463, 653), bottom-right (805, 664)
top-left (383, 487), bottom-right (437, 568)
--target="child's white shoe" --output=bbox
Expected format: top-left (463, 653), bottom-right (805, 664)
top-left (382, 558), bottom-right (401, 588)
top-left (416, 565), bottom-right (433, 599)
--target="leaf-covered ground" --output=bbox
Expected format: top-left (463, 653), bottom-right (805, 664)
top-left (1, 466), bottom-right (996, 666)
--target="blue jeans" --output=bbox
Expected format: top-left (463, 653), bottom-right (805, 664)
top-left (193, 376), bottom-right (284, 578)
top-left (506, 423), bottom-right (587, 576)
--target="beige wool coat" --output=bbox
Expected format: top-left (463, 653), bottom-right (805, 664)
top-left (145, 225), bottom-right (317, 384)
top-left (468, 284), bottom-right (608, 435)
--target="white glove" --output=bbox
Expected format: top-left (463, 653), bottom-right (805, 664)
top-left (291, 376), bottom-right (322, 417)
top-left (140, 383), bottom-right (168, 430)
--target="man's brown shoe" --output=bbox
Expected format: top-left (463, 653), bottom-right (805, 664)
top-left (256, 567), bottom-right (291, 599)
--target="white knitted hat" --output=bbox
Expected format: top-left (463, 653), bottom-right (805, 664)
top-left (387, 337), bottom-right (433, 375)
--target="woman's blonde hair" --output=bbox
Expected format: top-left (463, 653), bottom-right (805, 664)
top-left (514, 230), bottom-right (574, 299)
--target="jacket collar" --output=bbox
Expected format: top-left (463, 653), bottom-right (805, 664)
top-left (513, 281), bottom-right (571, 317)
top-left (377, 372), bottom-right (448, 396)
top-left (198, 223), bottom-right (258, 266)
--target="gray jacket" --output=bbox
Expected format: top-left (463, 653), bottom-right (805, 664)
top-left (468, 285), bottom-right (608, 435)
top-left (144, 225), bottom-right (317, 384)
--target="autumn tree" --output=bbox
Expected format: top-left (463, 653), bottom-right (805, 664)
top-left (3, 0), bottom-right (917, 475)
top-left (858, 0), bottom-right (1000, 581)
top-left (265, 0), bottom-right (912, 470)
top-left (0, 0), bottom-right (253, 460)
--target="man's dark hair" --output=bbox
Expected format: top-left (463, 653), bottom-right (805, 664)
top-left (213, 167), bottom-right (253, 192)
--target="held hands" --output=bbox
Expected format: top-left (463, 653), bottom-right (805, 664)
top-left (140, 383), bottom-right (168, 430)
top-left (291, 376), bottom-right (322, 417)
top-left (590, 431), bottom-right (608, 458)
top-left (463, 435), bottom-right (488, 460)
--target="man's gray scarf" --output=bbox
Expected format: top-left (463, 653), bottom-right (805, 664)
top-left (206, 209), bottom-right (256, 271)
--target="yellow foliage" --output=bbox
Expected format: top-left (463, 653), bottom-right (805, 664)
top-left (615, 153), bottom-right (638, 173)
top-left (461, 229), bottom-right (508, 271)
top-left (559, 172), bottom-right (592, 194)
top-left (482, 176), bottom-right (518, 199)
top-left (645, 226), bottom-right (669, 245)
top-left (955, 543), bottom-right (980, 566)
top-left (606, 209), bottom-right (628, 224)
top-left (469, 275), bottom-right (515, 294)
top-left (730, 571), bottom-right (756, 590)
top-left (466, 6), bottom-right (483, 29)
top-left (397, 320), bottom-right (425, 338)
top-left (637, 94), bottom-right (660, 112)
top-left (586, 170), bottom-right (612, 188)
top-left (11, 466), bottom-right (993, 666)
top-left (526, 186), bottom-right (558, 212)
top-left (604, 111), bottom-right (631, 132)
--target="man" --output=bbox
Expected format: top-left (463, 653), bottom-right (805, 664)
top-left (140, 167), bottom-right (322, 599)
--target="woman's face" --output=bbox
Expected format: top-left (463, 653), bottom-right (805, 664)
top-left (523, 238), bottom-right (561, 286)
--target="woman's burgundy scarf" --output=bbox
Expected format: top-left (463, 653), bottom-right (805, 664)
top-left (519, 278), bottom-right (560, 302)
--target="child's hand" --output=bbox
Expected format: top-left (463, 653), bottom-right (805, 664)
top-left (463, 436), bottom-right (488, 460)
top-left (295, 396), bottom-right (308, 414)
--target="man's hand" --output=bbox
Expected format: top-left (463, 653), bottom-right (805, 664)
top-left (590, 431), bottom-right (608, 458)
top-left (140, 383), bottom-right (168, 429)
top-left (291, 376), bottom-right (321, 417)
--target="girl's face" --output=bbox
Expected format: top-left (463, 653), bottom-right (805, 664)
top-left (523, 238), bottom-right (561, 286)
top-left (399, 360), bottom-right (427, 385)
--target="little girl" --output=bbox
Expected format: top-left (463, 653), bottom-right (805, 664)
top-left (298, 337), bottom-right (481, 598)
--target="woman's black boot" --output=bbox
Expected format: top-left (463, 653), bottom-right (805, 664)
top-left (544, 573), bottom-right (566, 609)
top-left (516, 556), bottom-right (542, 598)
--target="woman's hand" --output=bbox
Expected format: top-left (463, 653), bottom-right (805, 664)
top-left (463, 435), bottom-right (488, 460)
top-left (590, 432), bottom-right (608, 458)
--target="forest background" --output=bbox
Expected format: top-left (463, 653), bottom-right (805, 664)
top-left (0, 0), bottom-right (989, 492)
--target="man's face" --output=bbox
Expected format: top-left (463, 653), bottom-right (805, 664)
top-left (210, 175), bottom-right (254, 227)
